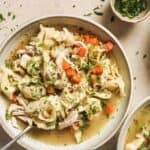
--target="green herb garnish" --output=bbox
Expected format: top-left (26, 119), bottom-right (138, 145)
top-left (93, 6), bottom-right (103, 16)
top-left (0, 13), bottom-right (5, 22)
top-left (139, 143), bottom-right (149, 150)
top-left (47, 120), bottom-right (56, 127)
top-left (5, 111), bottom-right (12, 120)
top-left (79, 120), bottom-right (89, 132)
top-left (4, 87), bottom-right (8, 90)
top-left (12, 14), bottom-right (16, 20)
top-left (115, 0), bottom-right (147, 19)
top-left (5, 61), bottom-right (11, 68)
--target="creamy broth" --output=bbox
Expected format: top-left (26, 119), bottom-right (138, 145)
top-left (28, 111), bottom-right (107, 145)
top-left (125, 105), bottom-right (150, 148)
top-left (13, 95), bottom-right (120, 145)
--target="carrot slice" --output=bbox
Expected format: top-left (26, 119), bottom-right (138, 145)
top-left (12, 95), bottom-right (17, 103)
top-left (65, 69), bottom-right (76, 78)
top-left (76, 47), bottom-right (86, 57)
top-left (89, 37), bottom-right (99, 45)
top-left (104, 103), bottom-right (113, 114)
top-left (85, 35), bottom-right (99, 45)
top-left (85, 35), bottom-right (91, 43)
top-left (62, 60), bottom-right (70, 70)
top-left (47, 87), bottom-right (55, 94)
top-left (92, 64), bottom-right (103, 75)
top-left (103, 42), bottom-right (113, 52)
top-left (71, 74), bottom-right (81, 84)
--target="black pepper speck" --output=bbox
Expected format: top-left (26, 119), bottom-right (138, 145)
top-left (143, 54), bottom-right (147, 59)
top-left (72, 4), bottom-right (76, 8)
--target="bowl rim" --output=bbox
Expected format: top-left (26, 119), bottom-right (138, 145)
top-left (117, 96), bottom-right (150, 150)
top-left (110, 0), bottom-right (150, 23)
top-left (0, 15), bottom-right (133, 150)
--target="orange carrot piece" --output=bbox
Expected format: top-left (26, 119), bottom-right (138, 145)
top-left (103, 42), bottom-right (113, 52)
top-left (71, 74), bottom-right (81, 84)
top-left (85, 35), bottom-right (91, 43)
top-left (85, 35), bottom-right (99, 45)
top-left (47, 87), bottom-right (55, 94)
top-left (104, 103), bottom-right (113, 114)
top-left (65, 68), bottom-right (76, 78)
top-left (62, 60), bottom-right (70, 70)
top-left (89, 37), bottom-right (99, 45)
top-left (92, 64), bottom-right (103, 75)
top-left (12, 95), bottom-right (17, 103)
top-left (76, 47), bottom-right (86, 57)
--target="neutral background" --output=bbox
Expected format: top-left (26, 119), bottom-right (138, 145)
top-left (0, 0), bottom-right (149, 149)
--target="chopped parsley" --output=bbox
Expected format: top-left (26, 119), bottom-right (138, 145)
top-left (5, 61), bottom-right (11, 68)
top-left (12, 14), bottom-right (16, 20)
top-left (4, 87), bottom-right (8, 90)
top-left (5, 111), bottom-right (12, 120)
top-left (0, 13), bottom-right (5, 22)
top-left (47, 120), bottom-right (56, 127)
top-left (139, 143), bottom-right (149, 150)
top-left (101, 101), bottom-right (106, 109)
top-left (115, 0), bottom-right (147, 19)
top-left (79, 120), bottom-right (89, 132)
top-left (93, 6), bottom-right (103, 16)
top-left (81, 63), bottom-right (89, 71)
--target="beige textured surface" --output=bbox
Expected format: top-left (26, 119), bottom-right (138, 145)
top-left (0, 0), bottom-right (149, 149)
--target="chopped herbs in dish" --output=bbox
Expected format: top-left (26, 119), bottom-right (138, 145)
top-left (0, 25), bottom-right (125, 143)
top-left (115, 0), bottom-right (147, 19)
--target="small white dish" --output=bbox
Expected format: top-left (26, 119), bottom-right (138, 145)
top-left (117, 96), bottom-right (150, 150)
top-left (110, 0), bottom-right (150, 23)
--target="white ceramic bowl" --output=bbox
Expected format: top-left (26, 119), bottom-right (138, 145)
top-left (117, 96), bottom-right (150, 150)
top-left (0, 15), bottom-right (133, 150)
top-left (110, 0), bottom-right (150, 23)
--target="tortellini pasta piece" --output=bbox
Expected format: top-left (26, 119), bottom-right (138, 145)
top-left (61, 89), bottom-right (86, 110)
top-left (84, 97), bottom-right (102, 119)
top-left (18, 75), bottom-right (45, 100)
top-left (19, 85), bottom-right (46, 100)
top-left (20, 54), bottom-right (32, 68)
top-left (26, 56), bottom-right (42, 76)
top-left (0, 66), bottom-right (21, 100)
top-left (25, 97), bottom-right (56, 122)
top-left (25, 96), bottom-right (63, 125)
top-left (94, 89), bottom-right (112, 100)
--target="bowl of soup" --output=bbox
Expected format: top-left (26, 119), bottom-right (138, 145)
top-left (0, 15), bottom-right (132, 150)
top-left (117, 96), bottom-right (150, 150)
